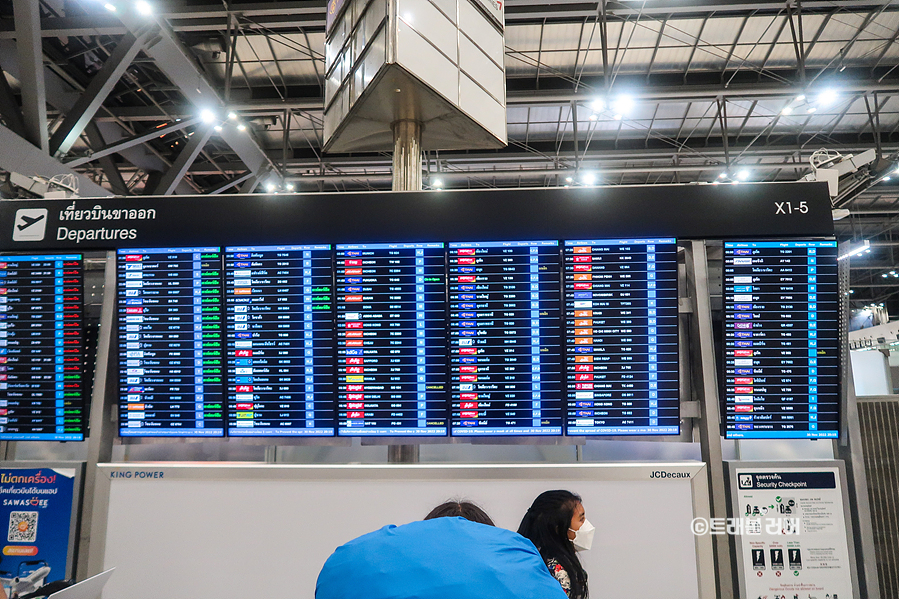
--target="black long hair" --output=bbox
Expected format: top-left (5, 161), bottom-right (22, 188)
top-left (517, 490), bottom-right (588, 599)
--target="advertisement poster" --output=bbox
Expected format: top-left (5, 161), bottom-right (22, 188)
top-left (734, 465), bottom-right (854, 599)
top-left (0, 468), bottom-right (77, 597)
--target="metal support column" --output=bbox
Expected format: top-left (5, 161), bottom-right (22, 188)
top-left (49, 29), bottom-right (150, 156)
top-left (684, 241), bottom-right (735, 599)
top-left (12, 0), bottom-right (48, 152)
top-left (391, 119), bottom-right (422, 192)
top-left (77, 253), bottom-right (118, 580)
top-left (388, 115), bottom-right (422, 463)
top-left (835, 253), bottom-right (882, 599)
top-left (0, 60), bottom-right (26, 139)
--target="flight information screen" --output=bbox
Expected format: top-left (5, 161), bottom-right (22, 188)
top-left (224, 245), bottom-right (334, 436)
top-left (564, 239), bottom-right (680, 435)
top-left (448, 240), bottom-right (562, 436)
top-left (118, 247), bottom-right (224, 437)
top-left (0, 255), bottom-right (84, 441)
top-left (723, 240), bottom-right (839, 439)
top-left (335, 243), bottom-right (446, 436)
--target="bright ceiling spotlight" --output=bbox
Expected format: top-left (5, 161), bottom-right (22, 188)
top-left (135, 0), bottom-right (152, 15)
top-left (200, 109), bottom-right (216, 123)
top-left (611, 94), bottom-right (635, 117)
top-left (613, 113), bottom-right (623, 121)
top-left (432, 178), bottom-right (444, 189)
top-left (213, 125), bottom-right (222, 132)
top-left (264, 182), bottom-right (276, 192)
top-left (719, 172), bottom-right (727, 179)
top-left (807, 107), bottom-right (817, 114)
top-left (227, 112), bottom-right (237, 120)
top-left (737, 170), bottom-right (749, 181)
top-left (591, 98), bottom-right (606, 112)
top-left (237, 123), bottom-right (246, 131)
top-left (781, 105), bottom-right (793, 115)
top-left (884, 176), bottom-right (892, 182)
top-left (565, 177), bottom-right (573, 183)
top-left (104, 3), bottom-right (116, 11)
top-left (838, 240), bottom-right (870, 261)
top-left (588, 113), bottom-right (598, 121)
top-left (581, 172), bottom-right (597, 186)
top-left (285, 183), bottom-right (295, 191)
top-left (794, 95), bottom-right (806, 102)
top-left (817, 88), bottom-right (838, 107)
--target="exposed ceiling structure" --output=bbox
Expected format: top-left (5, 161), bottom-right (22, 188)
top-left (1, 0), bottom-right (899, 308)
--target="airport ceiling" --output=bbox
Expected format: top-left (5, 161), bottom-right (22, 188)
top-left (2, 0), bottom-right (899, 306)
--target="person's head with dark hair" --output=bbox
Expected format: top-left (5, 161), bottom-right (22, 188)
top-left (517, 490), bottom-right (591, 599)
top-left (425, 500), bottom-right (495, 526)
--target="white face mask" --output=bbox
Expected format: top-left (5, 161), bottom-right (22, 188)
top-left (569, 519), bottom-right (595, 552)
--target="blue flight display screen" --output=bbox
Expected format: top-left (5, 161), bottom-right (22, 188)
top-left (723, 240), bottom-right (839, 439)
top-left (117, 247), bottom-right (224, 437)
top-left (563, 239), bottom-right (680, 435)
top-left (448, 240), bottom-right (562, 436)
top-left (0, 254), bottom-right (84, 441)
top-left (335, 243), bottom-right (447, 436)
top-left (224, 245), bottom-right (335, 436)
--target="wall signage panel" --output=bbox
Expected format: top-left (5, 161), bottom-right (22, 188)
top-left (224, 245), bottom-right (335, 436)
top-left (335, 243), bottom-right (447, 436)
top-left (448, 241), bottom-right (562, 436)
top-left (563, 239), bottom-right (679, 436)
top-left (0, 184), bottom-right (834, 251)
top-left (728, 462), bottom-right (858, 599)
top-left (117, 248), bottom-right (224, 437)
top-left (722, 241), bottom-right (839, 439)
top-left (0, 255), bottom-right (84, 441)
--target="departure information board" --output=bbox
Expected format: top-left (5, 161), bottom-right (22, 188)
top-left (564, 239), bottom-right (680, 435)
top-left (224, 245), bottom-right (334, 436)
top-left (723, 240), bottom-right (839, 439)
top-left (0, 255), bottom-right (84, 441)
top-left (448, 241), bottom-right (562, 436)
top-left (335, 243), bottom-right (446, 436)
top-left (118, 247), bottom-right (224, 437)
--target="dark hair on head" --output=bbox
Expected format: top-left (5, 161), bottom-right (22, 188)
top-left (425, 500), bottom-right (495, 526)
top-left (517, 490), bottom-right (588, 599)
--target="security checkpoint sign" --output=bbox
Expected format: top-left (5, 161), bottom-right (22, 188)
top-left (733, 465), bottom-right (854, 599)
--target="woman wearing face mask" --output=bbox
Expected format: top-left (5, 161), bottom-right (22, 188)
top-left (517, 490), bottom-right (593, 599)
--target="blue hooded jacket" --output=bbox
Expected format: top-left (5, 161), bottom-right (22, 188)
top-left (315, 517), bottom-right (569, 599)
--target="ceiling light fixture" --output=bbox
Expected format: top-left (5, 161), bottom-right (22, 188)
top-left (838, 240), bottom-right (870, 261)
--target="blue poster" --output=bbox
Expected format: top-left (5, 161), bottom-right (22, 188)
top-left (0, 469), bottom-right (76, 597)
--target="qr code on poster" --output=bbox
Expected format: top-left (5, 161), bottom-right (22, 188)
top-left (8, 512), bottom-right (37, 542)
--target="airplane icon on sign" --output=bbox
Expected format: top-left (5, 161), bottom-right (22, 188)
top-left (17, 213), bottom-right (44, 231)
top-left (12, 208), bottom-right (48, 241)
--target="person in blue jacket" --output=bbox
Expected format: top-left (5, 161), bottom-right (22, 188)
top-left (315, 502), bottom-right (568, 599)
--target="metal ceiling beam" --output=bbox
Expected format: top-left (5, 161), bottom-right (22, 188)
top-left (205, 172), bottom-right (254, 194)
top-left (3, 2), bottom-right (897, 38)
top-left (12, 0), bottom-right (48, 152)
top-left (87, 81), bottom-right (899, 120)
top-left (65, 118), bottom-right (201, 167)
top-left (0, 60), bottom-right (26, 138)
top-left (0, 124), bottom-right (112, 197)
top-left (151, 126), bottom-right (214, 195)
top-left (115, 10), bottom-right (274, 179)
top-left (83, 123), bottom-right (128, 196)
top-left (49, 29), bottom-right (151, 156)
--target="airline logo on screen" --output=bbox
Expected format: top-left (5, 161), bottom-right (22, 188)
top-left (12, 209), bottom-right (48, 241)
